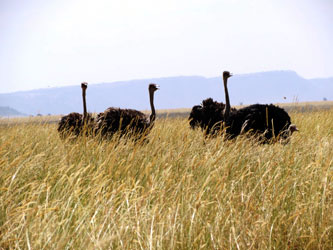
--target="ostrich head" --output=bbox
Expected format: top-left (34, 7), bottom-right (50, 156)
top-left (223, 71), bottom-right (233, 81)
top-left (280, 123), bottom-right (299, 144)
top-left (149, 83), bottom-right (159, 92)
top-left (288, 124), bottom-right (299, 134)
top-left (81, 82), bottom-right (88, 90)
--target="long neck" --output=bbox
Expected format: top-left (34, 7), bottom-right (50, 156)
top-left (223, 77), bottom-right (230, 120)
top-left (82, 88), bottom-right (87, 122)
top-left (149, 90), bottom-right (156, 125)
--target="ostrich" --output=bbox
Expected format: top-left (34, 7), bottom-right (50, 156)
top-left (188, 72), bottom-right (236, 135)
top-left (189, 98), bottom-right (226, 135)
top-left (94, 83), bottom-right (159, 139)
top-left (220, 71), bottom-right (298, 142)
top-left (57, 82), bottom-right (94, 138)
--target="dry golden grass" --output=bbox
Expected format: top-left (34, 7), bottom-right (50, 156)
top-left (1, 109), bottom-right (333, 249)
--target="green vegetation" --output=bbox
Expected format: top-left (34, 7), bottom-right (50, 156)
top-left (1, 109), bottom-right (332, 249)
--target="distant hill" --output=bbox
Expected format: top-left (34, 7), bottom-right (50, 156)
top-left (0, 70), bottom-right (332, 115)
top-left (0, 106), bottom-right (27, 117)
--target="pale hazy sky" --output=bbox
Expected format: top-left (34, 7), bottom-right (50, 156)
top-left (0, 0), bottom-right (332, 93)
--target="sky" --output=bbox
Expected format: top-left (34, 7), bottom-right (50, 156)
top-left (0, 0), bottom-right (332, 93)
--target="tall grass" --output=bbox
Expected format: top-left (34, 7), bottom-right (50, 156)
top-left (1, 110), bottom-right (332, 249)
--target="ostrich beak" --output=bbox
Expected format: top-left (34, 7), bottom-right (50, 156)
top-left (155, 84), bottom-right (160, 90)
top-left (230, 73), bottom-right (233, 77)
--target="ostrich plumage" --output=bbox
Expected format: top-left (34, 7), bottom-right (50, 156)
top-left (223, 104), bottom-right (295, 141)
top-left (57, 82), bottom-right (94, 138)
top-left (188, 72), bottom-right (236, 135)
top-left (189, 98), bottom-right (232, 135)
top-left (220, 71), bottom-right (298, 142)
top-left (94, 83), bottom-right (159, 139)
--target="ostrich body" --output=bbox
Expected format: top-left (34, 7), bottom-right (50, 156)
top-left (57, 82), bottom-right (94, 138)
top-left (224, 103), bottom-right (295, 141)
top-left (189, 98), bottom-right (228, 135)
top-left (188, 72), bottom-right (236, 135)
top-left (94, 83), bottom-right (159, 139)
top-left (221, 71), bottom-right (298, 142)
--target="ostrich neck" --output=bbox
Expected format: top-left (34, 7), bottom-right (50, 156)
top-left (149, 90), bottom-right (156, 125)
top-left (82, 89), bottom-right (87, 121)
top-left (223, 77), bottom-right (230, 120)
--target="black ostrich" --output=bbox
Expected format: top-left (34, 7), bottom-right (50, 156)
top-left (188, 72), bottom-right (236, 135)
top-left (189, 98), bottom-right (226, 135)
top-left (57, 82), bottom-right (94, 138)
top-left (220, 71), bottom-right (298, 142)
top-left (94, 83), bottom-right (159, 139)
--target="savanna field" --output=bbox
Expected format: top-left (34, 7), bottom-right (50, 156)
top-left (0, 106), bottom-right (333, 249)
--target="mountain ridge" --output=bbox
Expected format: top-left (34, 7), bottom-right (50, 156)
top-left (0, 106), bottom-right (27, 117)
top-left (0, 70), bottom-right (332, 116)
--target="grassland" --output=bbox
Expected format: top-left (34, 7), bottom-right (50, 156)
top-left (0, 108), bottom-right (333, 249)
